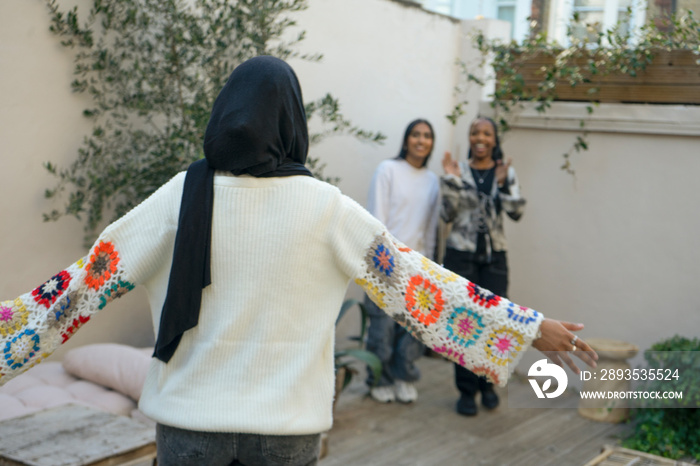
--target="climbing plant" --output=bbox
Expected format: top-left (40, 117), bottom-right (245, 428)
top-left (42, 0), bottom-right (384, 246)
top-left (449, 9), bottom-right (700, 174)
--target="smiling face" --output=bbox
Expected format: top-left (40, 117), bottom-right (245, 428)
top-left (469, 119), bottom-right (497, 163)
top-left (403, 122), bottom-right (434, 168)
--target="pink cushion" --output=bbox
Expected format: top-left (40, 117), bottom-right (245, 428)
top-left (2, 379), bottom-right (136, 418)
top-left (26, 362), bottom-right (77, 387)
top-left (0, 352), bottom-right (150, 423)
top-left (0, 393), bottom-right (39, 421)
top-left (0, 373), bottom-right (45, 396)
top-left (65, 381), bottom-right (136, 416)
top-left (62, 344), bottom-right (152, 401)
top-left (14, 385), bottom-right (79, 409)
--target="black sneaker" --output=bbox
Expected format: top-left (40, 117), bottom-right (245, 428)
top-left (456, 394), bottom-right (477, 416)
top-left (481, 389), bottom-right (500, 410)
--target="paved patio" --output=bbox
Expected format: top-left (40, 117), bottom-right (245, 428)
top-left (320, 355), bottom-right (633, 466)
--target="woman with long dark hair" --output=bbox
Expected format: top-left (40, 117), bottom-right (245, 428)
top-left (364, 119), bottom-right (440, 404)
top-left (441, 116), bottom-right (526, 416)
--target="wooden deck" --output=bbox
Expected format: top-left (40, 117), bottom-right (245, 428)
top-left (321, 356), bottom-right (632, 466)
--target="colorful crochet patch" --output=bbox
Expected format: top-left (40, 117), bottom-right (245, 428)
top-left (393, 313), bottom-right (427, 340)
top-left (0, 299), bottom-right (28, 337)
top-left (48, 294), bottom-right (78, 329)
top-left (420, 257), bottom-right (458, 284)
top-left (446, 307), bottom-right (484, 348)
top-left (98, 279), bottom-right (135, 309)
top-left (372, 244), bottom-right (395, 276)
top-left (32, 270), bottom-right (72, 308)
top-left (354, 279), bottom-right (386, 309)
top-left (433, 345), bottom-right (466, 366)
top-left (364, 236), bottom-right (401, 288)
top-left (467, 281), bottom-right (501, 308)
top-left (3, 329), bottom-right (40, 370)
top-left (394, 240), bottom-right (412, 253)
top-left (61, 315), bottom-right (91, 344)
top-left (85, 241), bottom-right (120, 291)
top-left (471, 365), bottom-right (501, 386)
top-left (506, 302), bottom-right (540, 325)
top-left (485, 326), bottom-right (525, 366)
top-left (405, 275), bottom-right (444, 326)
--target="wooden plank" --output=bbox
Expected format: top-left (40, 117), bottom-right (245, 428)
top-left (511, 66), bottom-right (700, 85)
top-left (87, 444), bottom-right (156, 466)
top-left (496, 49), bottom-right (700, 104)
top-left (321, 357), bottom-right (633, 466)
top-left (583, 444), bottom-right (686, 465)
top-left (512, 83), bottom-right (700, 104)
top-left (505, 49), bottom-right (699, 67)
top-left (0, 405), bottom-right (155, 466)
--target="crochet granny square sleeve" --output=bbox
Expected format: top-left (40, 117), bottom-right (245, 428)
top-left (333, 194), bottom-right (544, 387)
top-left (0, 240), bottom-right (136, 386)
top-left (0, 173), bottom-right (184, 386)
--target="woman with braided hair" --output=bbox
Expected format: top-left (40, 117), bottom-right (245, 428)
top-left (441, 116), bottom-right (526, 416)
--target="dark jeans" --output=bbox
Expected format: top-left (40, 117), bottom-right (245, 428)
top-left (156, 424), bottom-right (321, 466)
top-left (364, 294), bottom-right (424, 386)
top-left (443, 248), bottom-right (509, 397)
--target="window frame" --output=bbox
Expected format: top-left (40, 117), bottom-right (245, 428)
top-left (550, 0), bottom-right (646, 46)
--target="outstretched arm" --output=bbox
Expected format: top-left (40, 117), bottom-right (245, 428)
top-left (0, 172), bottom-right (183, 386)
top-left (0, 239), bottom-right (136, 385)
top-left (352, 229), bottom-right (596, 385)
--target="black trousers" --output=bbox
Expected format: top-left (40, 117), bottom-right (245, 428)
top-left (443, 248), bottom-right (509, 397)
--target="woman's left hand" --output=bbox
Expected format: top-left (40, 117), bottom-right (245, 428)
top-left (495, 158), bottom-right (512, 187)
top-left (532, 318), bottom-right (598, 374)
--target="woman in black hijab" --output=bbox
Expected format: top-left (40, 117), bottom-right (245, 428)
top-left (154, 55), bottom-right (313, 363)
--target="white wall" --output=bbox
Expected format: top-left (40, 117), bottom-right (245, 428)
top-left (497, 106), bottom-right (700, 365)
top-left (291, 0), bottom-right (462, 206)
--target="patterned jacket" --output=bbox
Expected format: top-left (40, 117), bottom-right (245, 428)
top-left (441, 162), bottom-right (526, 257)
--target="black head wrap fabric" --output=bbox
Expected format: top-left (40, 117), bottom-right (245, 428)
top-left (154, 56), bottom-right (312, 362)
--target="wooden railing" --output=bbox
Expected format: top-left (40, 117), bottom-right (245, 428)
top-left (497, 49), bottom-right (700, 105)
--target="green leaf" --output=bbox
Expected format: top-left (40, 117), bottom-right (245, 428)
top-left (335, 348), bottom-right (382, 385)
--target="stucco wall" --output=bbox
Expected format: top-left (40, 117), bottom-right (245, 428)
top-left (290, 0), bottom-right (462, 205)
top-left (499, 113), bottom-right (700, 364)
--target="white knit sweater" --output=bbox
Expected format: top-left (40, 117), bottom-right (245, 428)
top-left (367, 159), bottom-right (440, 259)
top-left (0, 172), bottom-right (544, 435)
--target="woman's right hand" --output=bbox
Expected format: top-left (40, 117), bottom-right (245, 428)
top-left (442, 151), bottom-right (461, 177)
top-left (532, 318), bottom-right (598, 374)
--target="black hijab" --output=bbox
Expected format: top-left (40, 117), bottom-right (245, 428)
top-left (153, 56), bottom-right (312, 363)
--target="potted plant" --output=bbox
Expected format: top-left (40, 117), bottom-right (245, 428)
top-left (333, 298), bottom-right (382, 407)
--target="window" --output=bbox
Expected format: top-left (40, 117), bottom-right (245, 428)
top-left (420, 0), bottom-right (535, 42)
top-left (550, 0), bottom-right (645, 45)
top-left (420, 0), bottom-right (455, 16)
top-left (571, 0), bottom-right (633, 40)
top-left (498, 0), bottom-right (517, 38)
